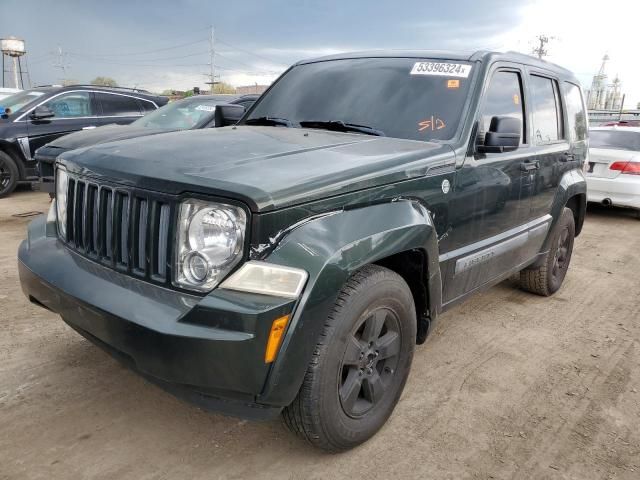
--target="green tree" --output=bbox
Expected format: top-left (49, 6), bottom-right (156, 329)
top-left (211, 82), bottom-right (236, 94)
top-left (90, 76), bottom-right (118, 87)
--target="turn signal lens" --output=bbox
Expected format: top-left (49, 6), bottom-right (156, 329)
top-left (220, 261), bottom-right (308, 299)
top-left (265, 315), bottom-right (290, 363)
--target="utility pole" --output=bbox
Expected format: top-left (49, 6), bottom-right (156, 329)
top-left (209, 25), bottom-right (215, 93)
top-left (52, 46), bottom-right (69, 84)
top-left (532, 35), bottom-right (552, 59)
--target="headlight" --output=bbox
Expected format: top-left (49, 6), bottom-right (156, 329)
top-left (55, 169), bottom-right (68, 240)
top-left (174, 199), bottom-right (247, 292)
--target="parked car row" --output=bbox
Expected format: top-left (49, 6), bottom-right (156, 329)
top-left (0, 85), bottom-right (258, 197)
top-left (36, 93), bottom-right (257, 195)
top-left (18, 50), bottom-right (590, 451)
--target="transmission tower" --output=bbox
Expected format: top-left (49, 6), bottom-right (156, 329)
top-left (52, 46), bottom-right (70, 84)
top-left (532, 35), bottom-right (554, 59)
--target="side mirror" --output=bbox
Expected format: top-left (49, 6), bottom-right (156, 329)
top-left (213, 104), bottom-right (246, 127)
top-left (477, 116), bottom-right (521, 153)
top-left (30, 105), bottom-right (55, 120)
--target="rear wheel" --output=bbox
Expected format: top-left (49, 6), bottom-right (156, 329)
top-left (283, 265), bottom-right (416, 452)
top-left (520, 207), bottom-right (575, 296)
top-left (0, 151), bottom-right (19, 198)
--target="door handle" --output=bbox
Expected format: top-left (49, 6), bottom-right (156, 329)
top-left (82, 126), bottom-right (97, 130)
top-left (561, 152), bottom-right (575, 162)
top-left (520, 161), bottom-right (539, 172)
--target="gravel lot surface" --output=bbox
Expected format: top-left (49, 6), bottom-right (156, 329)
top-left (1, 189), bottom-right (639, 480)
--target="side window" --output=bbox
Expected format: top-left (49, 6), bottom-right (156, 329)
top-left (44, 92), bottom-right (94, 118)
top-left (137, 99), bottom-right (156, 113)
top-left (563, 83), bottom-right (587, 141)
top-left (478, 71), bottom-right (525, 146)
top-left (96, 93), bottom-right (142, 116)
top-left (529, 75), bottom-right (563, 144)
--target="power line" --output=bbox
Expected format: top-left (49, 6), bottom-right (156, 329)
top-left (71, 38), bottom-right (209, 58)
top-left (67, 50), bottom-right (210, 64)
top-left (215, 37), bottom-right (284, 66)
top-left (72, 26), bottom-right (212, 57)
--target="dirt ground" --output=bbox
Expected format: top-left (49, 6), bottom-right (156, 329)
top-left (1, 188), bottom-right (639, 480)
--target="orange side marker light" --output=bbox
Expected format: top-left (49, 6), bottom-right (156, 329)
top-left (265, 315), bottom-right (290, 363)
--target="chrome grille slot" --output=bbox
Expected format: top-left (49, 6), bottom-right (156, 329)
top-left (73, 180), bottom-right (85, 249)
top-left (156, 204), bottom-right (171, 279)
top-left (86, 184), bottom-right (99, 255)
top-left (62, 172), bottom-right (174, 286)
top-left (115, 192), bottom-right (130, 267)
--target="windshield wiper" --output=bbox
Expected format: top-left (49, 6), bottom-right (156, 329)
top-left (299, 120), bottom-right (384, 137)
top-left (245, 116), bottom-right (293, 127)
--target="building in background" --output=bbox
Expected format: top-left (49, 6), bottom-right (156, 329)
top-left (586, 54), bottom-right (624, 110)
top-left (236, 84), bottom-right (269, 95)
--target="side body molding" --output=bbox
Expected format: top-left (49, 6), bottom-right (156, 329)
top-left (257, 200), bottom-right (441, 407)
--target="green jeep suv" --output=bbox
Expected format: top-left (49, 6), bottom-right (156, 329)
top-left (18, 50), bottom-right (587, 451)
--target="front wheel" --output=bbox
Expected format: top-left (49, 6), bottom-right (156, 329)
top-left (0, 151), bottom-right (19, 198)
top-left (520, 207), bottom-right (575, 296)
top-left (283, 265), bottom-right (416, 452)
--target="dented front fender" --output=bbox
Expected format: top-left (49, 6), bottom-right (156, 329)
top-left (257, 200), bottom-right (441, 407)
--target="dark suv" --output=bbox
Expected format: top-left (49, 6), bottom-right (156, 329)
top-left (18, 51), bottom-right (588, 451)
top-left (0, 85), bottom-right (168, 197)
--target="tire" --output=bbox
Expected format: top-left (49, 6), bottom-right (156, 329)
top-left (283, 265), bottom-right (416, 452)
top-left (0, 151), bottom-right (19, 198)
top-left (520, 207), bottom-right (575, 296)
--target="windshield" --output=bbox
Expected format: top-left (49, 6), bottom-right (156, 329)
top-left (0, 90), bottom-right (46, 113)
top-left (132, 97), bottom-right (227, 129)
top-left (590, 130), bottom-right (640, 151)
top-left (245, 57), bottom-right (474, 141)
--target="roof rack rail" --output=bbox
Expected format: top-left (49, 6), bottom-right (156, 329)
top-left (61, 84), bottom-right (152, 94)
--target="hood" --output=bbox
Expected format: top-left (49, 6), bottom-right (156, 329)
top-left (47, 124), bottom-right (172, 151)
top-left (60, 126), bottom-right (455, 212)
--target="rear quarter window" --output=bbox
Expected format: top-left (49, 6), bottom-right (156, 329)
top-left (563, 83), bottom-right (587, 142)
top-left (529, 75), bottom-right (563, 144)
top-left (96, 93), bottom-right (142, 116)
top-left (137, 99), bottom-right (156, 112)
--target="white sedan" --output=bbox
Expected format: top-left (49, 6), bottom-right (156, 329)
top-left (586, 126), bottom-right (640, 216)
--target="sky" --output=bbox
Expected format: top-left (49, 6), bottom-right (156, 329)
top-left (1, 0), bottom-right (639, 106)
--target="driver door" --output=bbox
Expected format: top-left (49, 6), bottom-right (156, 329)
top-left (440, 66), bottom-right (535, 305)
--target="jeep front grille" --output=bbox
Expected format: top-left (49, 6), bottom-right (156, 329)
top-left (62, 174), bottom-right (174, 285)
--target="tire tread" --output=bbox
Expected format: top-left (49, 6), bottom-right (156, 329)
top-left (282, 265), bottom-right (405, 451)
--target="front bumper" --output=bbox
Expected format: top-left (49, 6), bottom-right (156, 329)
top-left (586, 175), bottom-right (640, 209)
top-left (18, 216), bottom-right (295, 420)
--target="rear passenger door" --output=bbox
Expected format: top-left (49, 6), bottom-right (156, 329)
top-left (523, 72), bottom-right (571, 224)
top-left (94, 92), bottom-right (145, 127)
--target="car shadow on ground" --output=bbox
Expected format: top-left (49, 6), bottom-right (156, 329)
top-left (46, 325), bottom-right (324, 456)
top-left (586, 202), bottom-right (639, 221)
